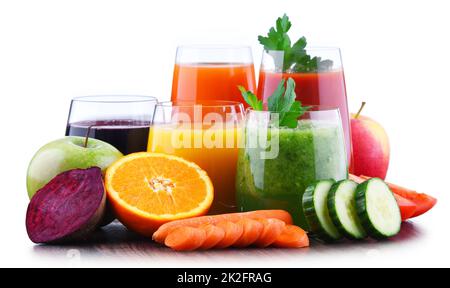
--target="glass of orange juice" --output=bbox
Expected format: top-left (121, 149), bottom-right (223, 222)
top-left (171, 46), bottom-right (256, 106)
top-left (148, 101), bottom-right (245, 214)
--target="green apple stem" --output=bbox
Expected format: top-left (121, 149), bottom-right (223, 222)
top-left (84, 125), bottom-right (95, 148)
top-left (355, 102), bottom-right (366, 119)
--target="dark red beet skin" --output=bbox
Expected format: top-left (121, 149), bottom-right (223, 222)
top-left (26, 167), bottom-right (106, 244)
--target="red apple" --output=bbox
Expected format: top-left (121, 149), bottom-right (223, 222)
top-left (350, 102), bottom-right (390, 179)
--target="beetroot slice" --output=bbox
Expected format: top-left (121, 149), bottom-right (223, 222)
top-left (26, 167), bottom-right (106, 244)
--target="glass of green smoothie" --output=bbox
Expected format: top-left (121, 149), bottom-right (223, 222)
top-left (236, 107), bottom-right (348, 229)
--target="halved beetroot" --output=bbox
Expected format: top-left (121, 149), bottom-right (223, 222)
top-left (26, 167), bottom-right (106, 244)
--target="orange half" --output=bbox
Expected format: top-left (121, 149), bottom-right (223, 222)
top-left (105, 152), bottom-right (214, 237)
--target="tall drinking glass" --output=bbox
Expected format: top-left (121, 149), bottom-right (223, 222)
top-left (148, 101), bottom-right (245, 214)
top-left (236, 107), bottom-right (348, 229)
top-left (66, 95), bottom-right (158, 155)
top-left (257, 48), bottom-right (352, 164)
top-left (171, 46), bottom-right (256, 106)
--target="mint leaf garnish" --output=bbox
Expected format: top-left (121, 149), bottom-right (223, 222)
top-left (280, 98), bottom-right (311, 128)
top-left (239, 78), bottom-right (310, 128)
top-left (258, 14), bottom-right (292, 51)
top-left (267, 79), bottom-right (286, 113)
top-left (272, 78), bottom-right (310, 128)
top-left (238, 86), bottom-right (263, 111)
top-left (258, 14), bottom-right (333, 73)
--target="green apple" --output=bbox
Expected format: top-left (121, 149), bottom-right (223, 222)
top-left (27, 136), bottom-right (123, 199)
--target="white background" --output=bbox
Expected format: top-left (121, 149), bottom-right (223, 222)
top-left (1, 0), bottom-right (449, 268)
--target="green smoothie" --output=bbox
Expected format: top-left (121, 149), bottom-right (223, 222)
top-left (236, 120), bottom-right (348, 229)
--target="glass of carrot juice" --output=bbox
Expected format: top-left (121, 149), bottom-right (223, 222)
top-left (171, 46), bottom-right (256, 106)
top-left (148, 101), bottom-right (245, 214)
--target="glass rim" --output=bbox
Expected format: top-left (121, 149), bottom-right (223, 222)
top-left (246, 105), bottom-right (340, 114)
top-left (264, 46), bottom-right (341, 52)
top-left (71, 95), bottom-right (158, 104)
top-left (157, 100), bottom-right (245, 109)
top-left (177, 44), bottom-right (252, 51)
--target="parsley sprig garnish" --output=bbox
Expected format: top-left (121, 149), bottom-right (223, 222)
top-left (239, 78), bottom-right (310, 128)
top-left (258, 14), bottom-right (333, 73)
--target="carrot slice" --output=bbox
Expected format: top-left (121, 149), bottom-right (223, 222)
top-left (273, 225), bottom-right (309, 248)
top-left (233, 218), bottom-right (264, 248)
top-left (199, 224), bottom-right (225, 250)
top-left (254, 218), bottom-right (286, 248)
top-left (153, 210), bottom-right (293, 243)
top-left (164, 227), bottom-right (206, 251)
top-left (215, 221), bottom-right (244, 249)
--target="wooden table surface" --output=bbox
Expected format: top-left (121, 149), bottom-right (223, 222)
top-left (29, 220), bottom-right (429, 268)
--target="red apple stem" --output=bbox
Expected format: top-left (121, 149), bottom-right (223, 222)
top-left (84, 125), bottom-right (95, 148)
top-left (355, 102), bottom-right (367, 119)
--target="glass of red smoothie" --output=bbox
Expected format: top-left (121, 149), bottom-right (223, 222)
top-left (257, 48), bottom-right (352, 164)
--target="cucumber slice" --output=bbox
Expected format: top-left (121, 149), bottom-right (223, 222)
top-left (328, 180), bottom-right (367, 240)
top-left (303, 180), bottom-right (342, 242)
top-left (356, 178), bottom-right (402, 239)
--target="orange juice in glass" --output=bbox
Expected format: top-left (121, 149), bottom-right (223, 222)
top-left (171, 46), bottom-right (256, 106)
top-left (148, 101), bottom-right (245, 214)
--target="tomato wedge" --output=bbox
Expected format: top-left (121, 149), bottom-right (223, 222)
top-left (358, 175), bottom-right (437, 219)
top-left (393, 193), bottom-right (416, 221)
top-left (349, 174), bottom-right (366, 184)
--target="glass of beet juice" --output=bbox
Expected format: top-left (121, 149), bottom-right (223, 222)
top-left (257, 48), bottom-right (352, 163)
top-left (66, 95), bottom-right (158, 155)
